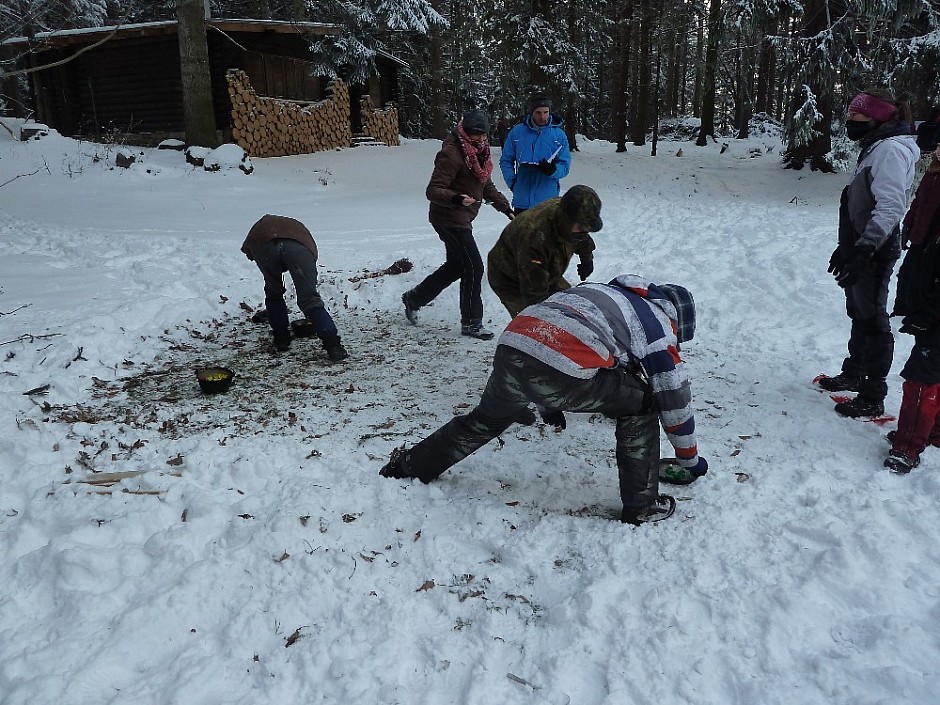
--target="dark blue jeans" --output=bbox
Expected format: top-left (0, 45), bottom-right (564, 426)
top-left (401, 346), bottom-right (659, 509)
top-left (252, 238), bottom-right (337, 338)
top-left (410, 225), bottom-right (484, 326)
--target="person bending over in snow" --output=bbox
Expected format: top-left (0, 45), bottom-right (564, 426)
top-left (883, 127), bottom-right (940, 473)
top-left (487, 184), bottom-right (601, 319)
top-left (379, 274), bottom-right (708, 526)
top-left (241, 214), bottom-right (348, 361)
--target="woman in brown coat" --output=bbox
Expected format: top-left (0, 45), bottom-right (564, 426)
top-left (402, 109), bottom-right (513, 339)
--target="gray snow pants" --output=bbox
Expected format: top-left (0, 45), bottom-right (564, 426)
top-left (402, 345), bottom-right (660, 509)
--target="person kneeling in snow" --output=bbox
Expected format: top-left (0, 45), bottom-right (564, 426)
top-left (379, 274), bottom-right (708, 525)
top-left (241, 214), bottom-right (348, 361)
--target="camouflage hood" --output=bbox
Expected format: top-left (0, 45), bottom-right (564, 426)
top-left (560, 185), bottom-right (603, 232)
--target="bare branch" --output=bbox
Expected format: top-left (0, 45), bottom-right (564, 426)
top-left (4, 12), bottom-right (131, 79)
top-left (0, 168), bottom-right (41, 188)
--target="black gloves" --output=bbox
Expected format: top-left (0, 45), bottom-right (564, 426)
top-left (577, 258), bottom-right (594, 281)
top-left (832, 245), bottom-right (875, 288)
top-left (537, 158), bottom-right (557, 175)
top-left (539, 409), bottom-right (566, 429)
top-left (827, 247), bottom-right (844, 276)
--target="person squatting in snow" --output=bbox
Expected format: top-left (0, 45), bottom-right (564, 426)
top-left (380, 275), bottom-right (709, 526)
top-left (821, 87), bottom-right (920, 418)
top-left (883, 116), bottom-right (940, 473)
top-left (240, 214), bottom-right (349, 361)
top-left (401, 109), bottom-right (514, 341)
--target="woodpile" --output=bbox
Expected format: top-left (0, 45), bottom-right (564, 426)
top-left (359, 95), bottom-right (401, 146)
top-left (226, 69), bottom-right (353, 157)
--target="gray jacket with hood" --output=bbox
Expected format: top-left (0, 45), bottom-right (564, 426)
top-left (841, 132), bottom-right (920, 254)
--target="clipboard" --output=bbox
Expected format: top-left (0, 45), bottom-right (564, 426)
top-left (521, 144), bottom-right (563, 165)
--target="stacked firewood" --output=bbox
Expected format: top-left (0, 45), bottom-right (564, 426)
top-left (226, 69), bottom-right (353, 157)
top-left (359, 95), bottom-right (401, 146)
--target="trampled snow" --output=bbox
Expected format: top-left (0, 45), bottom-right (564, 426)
top-left (1, 124), bottom-right (938, 705)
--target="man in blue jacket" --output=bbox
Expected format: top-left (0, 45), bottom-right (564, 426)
top-left (500, 94), bottom-right (571, 213)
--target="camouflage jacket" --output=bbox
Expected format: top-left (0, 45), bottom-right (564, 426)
top-left (487, 197), bottom-right (596, 315)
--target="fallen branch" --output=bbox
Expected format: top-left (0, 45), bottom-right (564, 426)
top-left (0, 303), bottom-right (31, 316)
top-left (356, 430), bottom-right (410, 445)
top-left (22, 383), bottom-right (50, 396)
top-left (1, 332), bottom-right (63, 346)
top-left (348, 258), bottom-right (413, 283)
top-left (0, 168), bottom-right (41, 189)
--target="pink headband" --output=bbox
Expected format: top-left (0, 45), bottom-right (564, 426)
top-left (848, 92), bottom-right (897, 123)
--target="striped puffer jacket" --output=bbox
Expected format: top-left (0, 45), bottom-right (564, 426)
top-left (497, 276), bottom-right (699, 467)
top-left (498, 275), bottom-right (698, 467)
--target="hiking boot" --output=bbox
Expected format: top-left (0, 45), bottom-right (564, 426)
top-left (884, 450), bottom-right (920, 474)
top-left (621, 495), bottom-right (676, 525)
top-left (379, 446), bottom-right (413, 479)
top-left (514, 406), bottom-right (538, 426)
top-left (273, 330), bottom-right (292, 352)
top-left (659, 459), bottom-right (708, 486)
top-left (321, 335), bottom-right (349, 362)
top-left (461, 323), bottom-right (495, 340)
top-left (402, 291), bottom-right (419, 324)
top-left (834, 396), bottom-right (884, 418)
top-left (817, 374), bottom-right (861, 392)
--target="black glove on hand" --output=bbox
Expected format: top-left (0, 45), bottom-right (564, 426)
top-left (577, 259), bottom-right (594, 281)
top-left (827, 247), bottom-right (845, 277)
top-left (835, 245), bottom-right (875, 288)
top-left (539, 409), bottom-right (566, 429)
top-left (537, 158), bottom-right (557, 175)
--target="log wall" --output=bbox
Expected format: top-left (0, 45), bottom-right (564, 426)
top-left (227, 68), bottom-right (351, 157)
top-left (359, 95), bottom-right (400, 146)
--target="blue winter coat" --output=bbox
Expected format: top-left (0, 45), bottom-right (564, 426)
top-left (499, 114), bottom-right (571, 210)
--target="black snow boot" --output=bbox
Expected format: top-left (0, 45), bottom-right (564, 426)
top-left (818, 374), bottom-right (861, 392)
top-left (834, 396), bottom-right (884, 418)
top-left (402, 291), bottom-right (419, 325)
top-left (461, 321), bottom-right (495, 340)
top-left (273, 329), bottom-right (292, 352)
top-left (621, 495), bottom-right (677, 526)
top-left (322, 335), bottom-right (349, 362)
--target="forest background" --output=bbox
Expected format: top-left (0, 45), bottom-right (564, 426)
top-left (2, 0), bottom-right (940, 171)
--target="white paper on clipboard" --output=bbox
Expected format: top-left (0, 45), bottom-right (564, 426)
top-left (521, 144), bottom-right (563, 165)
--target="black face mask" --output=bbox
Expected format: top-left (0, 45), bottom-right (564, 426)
top-left (846, 120), bottom-right (877, 142)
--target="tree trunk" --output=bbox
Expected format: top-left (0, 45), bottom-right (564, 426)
top-left (176, 0), bottom-right (218, 147)
top-left (631, 0), bottom-right (651, 146)
top-left (565, 0), bottom-right (579, 151)
top-left (735, 32), bottom-right (750, 138)
top-left (692, 11), bottom-right (704, 118)
top-left (429, 0), bottom-right (446, 140)
top-left (529, 0), bottom-right (552, 91)
top-left (613, 0), bottom-right (633, 151)
top-left (783, 0), bottom-right (835, 172)
top-left (695, 0), bottom-right (720, 146)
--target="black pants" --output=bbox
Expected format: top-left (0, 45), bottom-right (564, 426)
top-left (402, 346), bottom-right (659, 509)
top-left (841, 249), bottom-right (899, 401)
top-left (410, 225), bottom-right (484, 326)
top-left (252, 238), bottom-right (337, 338)
top-left (901, 322), bottom-right (940, 384)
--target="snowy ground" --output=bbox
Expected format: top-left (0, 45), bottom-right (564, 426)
top-left (1, 124), bottom-right (938, 705)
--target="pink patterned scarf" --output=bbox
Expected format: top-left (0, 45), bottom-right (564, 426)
top-left (456, 120), bottom-right (494, 183)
